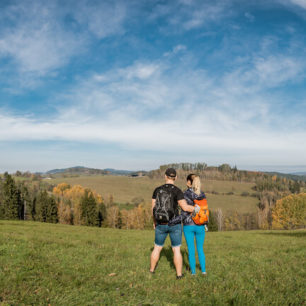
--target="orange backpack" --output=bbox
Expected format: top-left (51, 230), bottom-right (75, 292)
top-left (192, 198), bottom-right (209, 225)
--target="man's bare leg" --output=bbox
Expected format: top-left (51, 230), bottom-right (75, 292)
top-left (150, 245), bottom-right (163, 272)
top-left (172, 246), bottom-right (183, 276)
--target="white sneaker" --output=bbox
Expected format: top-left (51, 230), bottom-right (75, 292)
top-left (202, 272), bottom-right (207, 275)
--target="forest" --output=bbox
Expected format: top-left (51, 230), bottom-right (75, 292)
top-left (0, 163), bottom-right (305, 231)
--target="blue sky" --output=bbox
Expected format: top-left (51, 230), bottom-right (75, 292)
top-left (0, 0), bottom-right (306, 173)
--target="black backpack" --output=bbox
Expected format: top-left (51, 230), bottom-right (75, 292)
top-left (153, 185), bottom-right (176, 223)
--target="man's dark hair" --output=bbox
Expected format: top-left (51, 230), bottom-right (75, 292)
top-left (165, 168), bottom-right (177, 178)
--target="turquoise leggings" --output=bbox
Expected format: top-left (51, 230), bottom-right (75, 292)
top-left (183, 225), bottom-right (206, 274)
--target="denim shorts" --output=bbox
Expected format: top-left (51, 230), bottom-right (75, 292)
top-left (155, 224), bottom-right (182, 247)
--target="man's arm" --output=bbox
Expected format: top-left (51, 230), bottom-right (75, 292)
top-left (152, 199), bottom-right (156, 228)
top-left (178, 199), bottom-right (194, 213)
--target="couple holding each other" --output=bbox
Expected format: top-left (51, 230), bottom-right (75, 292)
top-left (150, 168), bottom-right (207, 279)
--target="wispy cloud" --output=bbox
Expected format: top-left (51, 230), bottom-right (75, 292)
top-left (72, 0), bottom-right (128, 39)
top-left (149, 0), bottom-right (231, 31)
top-left (0, 1), bottom-right (81, 75)
top-left (284, 0), bottom-right (306, 10)
top-left (1, 1), bottom-right (306, 171)
top-left (244, 12), bottom-right (255, 22)
top-left (0, 0), bottom-right (129, 89)
top-left (1, 41), bottom-right (305, 165)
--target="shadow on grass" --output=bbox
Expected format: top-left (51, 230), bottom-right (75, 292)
top-left (150, 246), bottom-right (190, 272)
top-left (260, 231), bottom-right (306, 238)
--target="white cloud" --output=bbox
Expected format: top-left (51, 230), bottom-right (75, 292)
top-left (0, 111), bottom-right (305, 168)
top-left (182, 2), bottom-right (229, 30)
top-left (121, 62), bottom-right (160, 80)
top-left (0, 22), bottom-right (82, 75)
top-left (1, 1), bottom-right (306, 169)
top-left (221, 52), bottom-right (306, 95)
top-left (253, 55), bottom-right (304, 86)
top-left (149, 0), bottom-right (231, 31)
top-left (0, 0), bottom-right (129, 83)
top-left (245, 12), bottom-right (255, 22)
top-left (0, 1), bottom-right (82, 75)
top-left (287, 0), bottom-right (306, 10)
top-left (164, 45), bottom-right (187, 57)
top-left (1, 44), bottom-right (306, 166)
top-left (72, 0), bottom-right (127, 39)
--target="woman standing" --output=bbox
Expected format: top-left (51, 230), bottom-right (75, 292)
top-left (182, 174), bottom-right (207, 275)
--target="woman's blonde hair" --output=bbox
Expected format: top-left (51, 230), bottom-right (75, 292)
top-left (187, 174), bottom-right (201, 195)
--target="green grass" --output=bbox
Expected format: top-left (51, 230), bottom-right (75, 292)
top-left (46, 175), bottom-right (258, 212)
top-left (1, 221), bottom-right (305, 305)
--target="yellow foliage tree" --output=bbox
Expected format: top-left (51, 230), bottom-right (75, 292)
top-left (106, 206), bottom-right (120, 228)
top-left (53, 183), bottom-right (71, 196)
top-left (58, 200), bottom-right (73, 224)
top-left (272, 193), bottom-right (306, 229)
top-left (223, 211), bottom-right (242, 231)
top-left (52, 183), bottom-right (104, 226)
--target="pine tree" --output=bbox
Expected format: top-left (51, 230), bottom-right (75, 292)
top-left (2, 173), bottom-right (22, 220)
top-left (0, 177), bottom-right (4, 219)
top-left (35, 190), bottom-right (49, 222)
top-left (47, 196), bottom-right (58, 223)
top-left (97, 202), bottom-right (106, 227)
top-left (87, 192), bottom-right (98, 226)
top-left (81, 190), bottom-right (98, 226)
top-left (18, 184), bottom-right (32, 221)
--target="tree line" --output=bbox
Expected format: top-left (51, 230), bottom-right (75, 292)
top-left (1, 172), bottom-right (305, 231)
top-left (149, 163), bottom-right (306, 186)
top-left (0, 174), bottom-right (105, 226)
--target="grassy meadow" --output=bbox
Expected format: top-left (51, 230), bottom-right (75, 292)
top-left (46, 175), bottom-right (258, 213)
top-left (1, 220), bottom-right (305, 305)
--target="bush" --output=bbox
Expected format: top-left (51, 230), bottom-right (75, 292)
top-left (241, 192), bottom-right (249, 197)
top-left (272, 193), bottom-right (306, 229)
top-left (207, 210), bottom-right (218, 231)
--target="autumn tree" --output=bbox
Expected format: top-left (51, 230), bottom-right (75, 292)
top-left (58, 198), bottom-right (73, 224)
top-left (272, 193), bottom-right (306, 229)
top-left (53, 183), bottom-right (71, 196)
top-left (289, 181), bottom-right (301, 194)
top-left (223, 211), bottom-right (243, 231)
top-left (52, 184), bottom-right (105, 226)
top-left (106, 206), bottom-right (120, 228)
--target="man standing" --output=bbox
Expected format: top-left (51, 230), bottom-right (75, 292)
top-left (150, 168), bottom-right (199, 279)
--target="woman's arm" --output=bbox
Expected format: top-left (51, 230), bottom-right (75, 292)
top-left (184, 189), bottom-right (195, 206)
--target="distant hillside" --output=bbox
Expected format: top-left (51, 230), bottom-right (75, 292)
top-left (264, 172), bottom-right (306, 182)
top-left (46, 166), bottom-right (109, 175)
top-left (45, 166), bottom-right (145, 176)
top-left (104, 168), bottom-right (135, 175)
top-left (291, 171), bottom-right (306, 176)
top-left (148, 163), bottom-right (306, 183)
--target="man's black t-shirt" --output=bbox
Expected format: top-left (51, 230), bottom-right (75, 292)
top-left (152, 184), bottom-right (184, 221)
